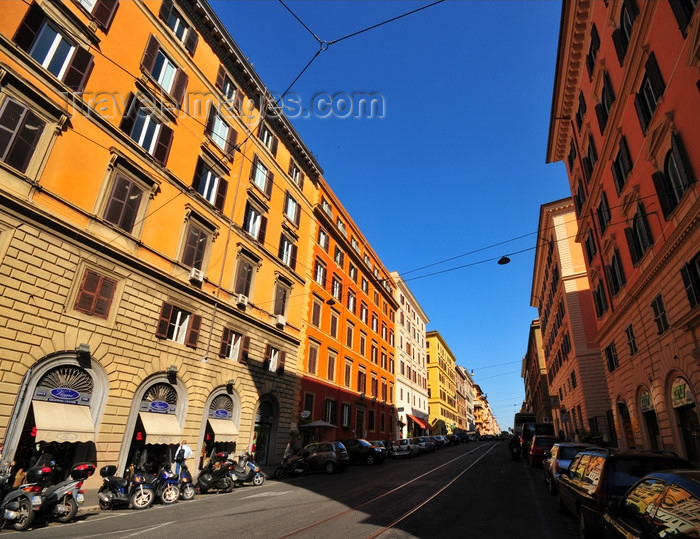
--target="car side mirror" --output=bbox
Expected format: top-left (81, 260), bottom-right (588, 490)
top-left (607, 499), bottom-right (619, 514)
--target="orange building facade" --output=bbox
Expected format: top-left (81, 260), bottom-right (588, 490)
top-left (297, 179), bottom-right (398, 445)
top-left (548, 0), bottom-right (700, 458)
top-left (0, 0), bottom-right (323, 488)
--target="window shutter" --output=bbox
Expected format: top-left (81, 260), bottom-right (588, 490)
top-left (263, 344), bottom-right (271, 371)
top-left (294, 202), bottom-right (300, 226)
top-left (582, 157), bottom-right (592, 182)
top-left (141, 35), bottom-right (160, 74)
top-left (205, 103), bottom-right (215, 137)
top-left (92, 0), bottom-right (119, 30)
top-left (192, 157), bottom-right (204, 191)
top-left (645, 53), bottom-right (665, 100)
top-left (625, 227), bottom-right (640, 265)
top-left (619, 136), bottom-right (631, 179)
top-left (277, 237), bottom-right (285, 260)
top-left (612, 29), bottom-right (626, 66)
top-left (595, 103), bottom-right (607, 135)
top-left (298, 171), bottom-right (305, 190)
top-left (224, 126), bottom-right (238, 156)
top-left (159, 0), bottom-right (174, 21)
top-left (215, 65), bottom-right (226, 91)
top-left (668, 0), bottom-right (691, 35)
top-left (63, 47), bottom-right (94, 92)
top-left (119, 93), bottom-right (137, 136)
top-left (639, 203), bottom-right (653, 247)
top-left (290, 244), bottom-right (297, 271)
top-left (184, 29), bottom-right (198, 55)
top-left (671, 132), bottom-right (694, 188)
top-left (239, 335), bottom-right (250, 364)
top-left (277, 351), bottom-right (286, 375)
top-left (258, 215), bottom-right (267, 245)
top-left (270, 135), bottom-right (278, 157)
top-left (265, 170), bottom-right (274, 197)
top-left (6, 107), bottom-right (44, 173)
top-left (634, 92), bottom-right (649, 133)
top-left (233, 92), bottom-right (243, 114)
top-left (153, 123), bottom-right (173, 165)
top-left (215, 178), bottom-right (227, 211)
top-left (681, 263), bottom-right (700, 307)
top-left (93, 277), bottom-right (116, 317)
top-left (75, 270), bottom-right (101, 313)
top-left (652, 171), bottom-right (672, 218)
top-left (171, 69), bottom-right (188, 107)
top-left (625, 0), bottom-right (639, 18)
top-left (249, 155), bottom-right (258, 182)
top-left (604, 264), bottom-right (615, 295)
top-left (219, 327), bottom-right (232, 357)
top-left (13, 3), bottom-right (45, 52)
top-left (185, 314), bottom-right (202, 348)
top-left (156, 302), bottom-right (173, 338)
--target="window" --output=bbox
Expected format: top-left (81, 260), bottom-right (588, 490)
top-left (332, 275), bottom-right (342, 301)
top-left (595, 72), bottom-right (615, 135)
top-left (371, 342), bottom-right (378, 364)
top-left (120, 95), bottom-right (173, 165)
top-left (612, 136), bottom-right (632, 194)
top-left (311, 297), bottom-right (322, 327)
top-left (0, 97), bottom-right (46, 174)
top-left (14, 4), bottom-right (94, 92)
top-left (273, 280), bottom-right (290, 316)
top-left (567, 140), bottom-right (577, 171)
top-left (74, 269), bottom-right (116, 318)
top-left (79, 0), bottom-right (119, 30)
top-left (206, 104), bottom-right (237, 154)
top-left (278, 234), bottom-right (297, 270)
top-left (596, 192), bottom-right (611, 233)
top-left (582, 135), bottom-right (598, 182)
top-left (193, 158), bottom-right (227, 211)
top-left (258, 124), bottom-right (278, 156)
top-left (360, 302), bottom-right (368, 324)
top-left (243, 201), bottom-right (267, 243)
top-left (359, 332), bottom-right (366, 356)
top-left (584, 230), bottom-right (597, 264)
top-left (681, 252), bottom-right (700, 308)
top-left (156, 302), bottom-right (201, 347)
top-left (612, 0), bottom-right (639, 65)
top-left (669, 0), bottom-right (698, 35)
top-left (605, 341), bottom-right (619, 372)
top-left (307, 343), bottom-right (318, 374)
top-left (219, 328), bottom-right (249, 364)
top-left (361, 277), bottom-right (368, 293)
top-left (318, 228), bottom-right (329, 251)
top-left (653, 133), bottom-right (694, 218)
top-left (330, 311), bottom-right (338, 338)
top-left (570, 370), bottom-right (577, 389)
top-left (314, 260), bottom-right (327, 287)
top-left (575, 91), bottom-right (587, 131)
top-left (288, 161), bottom-right (304, 188)
top-left (283, 192), bottom-right (300, 226)
top-left (372, 313), bottom-right (378, 332)
top-left (263, 344), bottom-right (285, 374)
top-left (181, 221), bottom-right (208, 270)
top-left (324, 398), bottom-right (337, 424)
top-left (574, 181), bottom-right (586, 217)
top-left (368, 410), bottom-right (375, 431)
top-left (327, 351), bottom-right (336, 382)
top-left (634, 53), bottom-right (665, 133)
top-left (250, 156), bottom-right (273, 197)
top-left (334, 246), bottom-right (345, 267)
top-left (585, 24), bottom-right (600, 79)
top-left (592, 280), bottom-right (608, 318)
top-left (625, 203), bottom-right (653, 265)
top-left (606, 249), bottom-right (626, 296)
top-left (382, 380), bottom-right (387, 402)
top-left (141, 36), bottom-right (187, 104)
top-left (625, 324), bottom-right (638, 356)
top-left (346, 322), bottom-right (354, 348)
top-left (357, 368), bottom-right (366, 394)
top-left (304, 393), bottom-right (314, 416)
top-left (214, 65), bottom-right (243, 114)
top-left (342, 403), bottom-right (351, 427)
top-left (347, 289), bottom-right (356, 314)
top-left (159, 0), bottom-right (198, 55)
top-left (651, 294), bottom-right (670, 334)
top-left (344, 360), bottom-right (352, 387)
top-left (234, 254), bottom-right (256, 296)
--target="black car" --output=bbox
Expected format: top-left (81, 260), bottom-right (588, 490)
top-left (557, 448), bottom-right (692, 539)
top-left (601, 469), bottom-right (700, 539)
top-left (338, 438), bottom-right (386, 465)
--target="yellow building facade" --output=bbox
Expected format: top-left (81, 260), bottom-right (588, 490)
top-left (426, 330), bottom-right (457, 433)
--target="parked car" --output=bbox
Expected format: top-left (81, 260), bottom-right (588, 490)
top-left (389, 438), bottom-right (420, 459)
top-left (542, 442), bottom-right (590, 495)
top-left (600, 469), bottom-right (700, 539)
top-left (528, 435), bottom-right (558, 467)
top-left (557, 448), bottom-right (692, 539)
top-left (367, 440), bottom-right (390, 461)
top-left (412, 437), bottom-right (436, 454)
top-left (446, 434), bottom-right (461, 445)
top-left (292, 441), bottom-right (349, 474)
top-left (338, 439), bottom-right (386, 465)
top-left (430, 435), bottom-right (446, 448)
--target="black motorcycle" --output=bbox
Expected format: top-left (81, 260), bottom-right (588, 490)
top-left (145, 467), bottom-right (179, 505)
top-left (97, 465), bottom-right (155, 510)
top-left (196, 452), bottom-right (234, 494)
top-left (34, 462), bottom-right (96, 526)
top-left (273, 452), bottom-right (308, 479)
top-left (231, 452), bottom-right (264, 487)
top-left (178, 464), bottom-right (196, 501)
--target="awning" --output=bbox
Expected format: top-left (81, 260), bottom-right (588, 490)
top-left (33, 400), bottom-right (96, 443)
top-left (138, 412), bottom-right (182, 445)
top-left (208, 418), bottom-right (239, 442)
top-left (407, 414), bottom-right (429, 430)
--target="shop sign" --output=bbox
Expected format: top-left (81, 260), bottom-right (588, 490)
top-left (671, 377), bottom-right (694, 408)
top-left (639, 390), bottom-right (654, 413)
top-left (142, 400), bottom-right (172, 413)
top-left (34, 386), bottom-right (91, 405)
top-left (210, 408), bottom-right (231, 419)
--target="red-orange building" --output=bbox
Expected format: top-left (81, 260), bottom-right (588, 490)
top-left (297, 179), bottom-right (398, 445)
top-left (548, 0), bottom-right (700, 459)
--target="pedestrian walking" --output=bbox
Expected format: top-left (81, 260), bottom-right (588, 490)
top-left (173, 439), bottom-right (193, 477)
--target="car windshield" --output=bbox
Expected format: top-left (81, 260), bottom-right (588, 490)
top-left (535, 438), bottom-right (556, 447)
top-left (357, 440), bottom-right (371, 447)
top-left (559, 446), bottom-right (585, 459)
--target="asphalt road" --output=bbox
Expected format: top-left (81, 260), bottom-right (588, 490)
top-left (4, 441), bottom-right (578, 538)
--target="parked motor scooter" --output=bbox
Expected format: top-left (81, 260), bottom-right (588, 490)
top-left (178, 464), bottom-right (196, 501)
top-left (273, 450), bottom-right (307, 479)
top-left (97, 465), bottom-right (155, 510)
top-left (0, 471), bottom-right (42, 531)
top-left (196, 452), bottom-right (234, 494)
top-left (231, 452), bottom-right (264, 487)
top-left (34, 462), bottom-right (96, 526)
top-left (144, 467), bottom-right (179, 505)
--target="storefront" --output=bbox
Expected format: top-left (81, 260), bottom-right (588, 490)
top-left (252, 398), bottom-right (278, 466)
top-left (670, 376), bottom-right (700, 462)
top-left (200, 393), bottom-right (239, 468)
top-left (639, 387), bottom-right (661, 451)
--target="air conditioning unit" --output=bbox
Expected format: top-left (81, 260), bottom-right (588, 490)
top-left (236, 294), bottom-right (248, 307)
top-left (275, 314), bottom-right (286, 328)
top-left (189, 267), bottom-right (204, 283)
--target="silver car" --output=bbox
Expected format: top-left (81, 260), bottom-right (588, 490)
top-left (542, 442), bottom-right (589, 494)
top-left (390, 438), bottom-right (420, 458)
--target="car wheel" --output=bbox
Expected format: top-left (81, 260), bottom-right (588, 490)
top-left (366, 454), bottom-right (377, 465)
top-left (324, 461), bottom-right (336, 474)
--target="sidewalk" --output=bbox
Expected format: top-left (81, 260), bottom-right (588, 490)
top-left (77, 466), bottom-right (276, 515)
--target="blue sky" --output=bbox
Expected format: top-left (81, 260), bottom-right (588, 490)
top-left (210, 0), bottom-right (569, 431)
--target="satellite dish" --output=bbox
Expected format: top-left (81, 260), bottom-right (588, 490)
top-left (301, 410), bottom-right (311, 419)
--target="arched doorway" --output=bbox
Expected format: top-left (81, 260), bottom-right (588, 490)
top-left (639, 387), bottom-right (660, 451)
top-left (252, 398), bottom-right (277, 466)
top-left (200, 393), bottom-right (239, 469)
top-left (670, 376), bottom-right (700, 462)
top-left (617, 401), bottom-right (636, 450)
